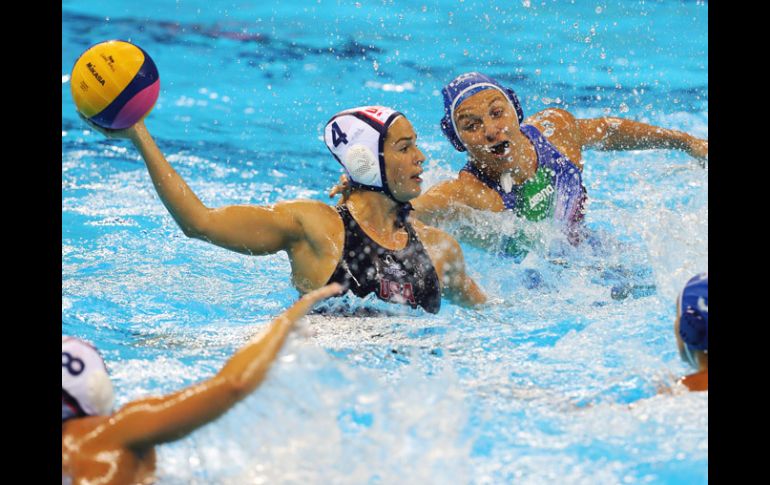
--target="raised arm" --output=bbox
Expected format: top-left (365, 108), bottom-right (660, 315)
top-left (529, 108), bottom-right (708, 167)
top-left (104, 283), bottom-right (343, 448)
top-left (85, 118), bottom-right (309, 255)
top-left (575, 115), bottom-right (708, 164)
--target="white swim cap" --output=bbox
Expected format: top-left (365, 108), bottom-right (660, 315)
top-left (324, 106), bottom-right (403, 197)
top-left (62, 336), bottom-right (114, 421)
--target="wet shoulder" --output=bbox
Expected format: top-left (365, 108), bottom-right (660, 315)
top-left (63, 416), bottom-right (158, 484)
top-left (525, 108), bottom-right (583, 166)
top-left (277, 199), bottom-right (344, 236)
top-left (526, 108), bottom-right (578, 130)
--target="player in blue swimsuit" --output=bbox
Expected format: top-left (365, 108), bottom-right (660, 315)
top-left (413, 72), bottom-right (708, 252)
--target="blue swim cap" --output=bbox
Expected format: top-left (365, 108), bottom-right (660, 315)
top-left (678, 273), bottom-right (708, 351)
top-left (440, 72), bottom-right (525, 152)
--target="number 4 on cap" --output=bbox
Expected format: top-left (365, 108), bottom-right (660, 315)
top-left (331, 122), bottom-right (348, 147)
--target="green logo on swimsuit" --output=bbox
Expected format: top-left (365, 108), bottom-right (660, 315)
top-left (514, 167), bottom-right (556, 222)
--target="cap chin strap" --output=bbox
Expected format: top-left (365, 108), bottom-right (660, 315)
top-left (395, 202), bottom-right (414, 228)
top-left (682, 339), bottom-right (699, 369)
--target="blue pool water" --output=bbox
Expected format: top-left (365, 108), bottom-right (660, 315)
top-left (62, 1), bottom-right (707, 483)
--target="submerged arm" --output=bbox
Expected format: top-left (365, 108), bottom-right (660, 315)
top-left (439, 235), bottom-right (487, 307)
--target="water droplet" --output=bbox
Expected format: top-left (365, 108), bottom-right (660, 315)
top-left (619, 103), bottom-right (629, 113)
top-left (595, 6), bottom-right (603, 14)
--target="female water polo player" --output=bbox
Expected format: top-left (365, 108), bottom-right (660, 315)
top-left (673, 273), bottom-right (708, 391)
top-left (420, 72), bottom-right (708, 247)
top-left (62, 283), bottom-right (341, 484)
top-left (81, 105), bottom-right (485, 313)
top-left (332, 72), bottom-right (708, 258)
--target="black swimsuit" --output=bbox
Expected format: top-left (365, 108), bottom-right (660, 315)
top-left (326, 205), bottom-right (442, 313)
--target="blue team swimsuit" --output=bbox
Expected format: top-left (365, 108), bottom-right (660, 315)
top-left (461, 124), bottom-right (588, 246)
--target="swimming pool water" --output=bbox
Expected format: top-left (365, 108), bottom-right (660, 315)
top-left (62, 1), bottom-right (707, 483)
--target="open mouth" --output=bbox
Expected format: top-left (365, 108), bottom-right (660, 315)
top-left (489, 141), bottom-right (511, 156)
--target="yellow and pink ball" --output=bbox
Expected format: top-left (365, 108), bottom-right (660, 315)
top-left (70, 40), bottom-right (160, 129)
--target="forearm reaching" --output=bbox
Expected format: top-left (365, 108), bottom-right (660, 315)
top-left (109, 284), bottom-right (342, 448)
top-left (578, 117), bottom-right (708, 163)
top-left (82, 117), bottom-right (309, 255)
top-left (218, 283), bottom-right (343, 391)
top-left (128, 121), bottom-right (212, 237)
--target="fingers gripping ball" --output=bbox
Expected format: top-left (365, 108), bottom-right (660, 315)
top-left (70, 40), bottom-right (160, 129)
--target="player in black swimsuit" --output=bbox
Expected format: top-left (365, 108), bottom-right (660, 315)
top-left (84, 106), bottom-right (485, 312)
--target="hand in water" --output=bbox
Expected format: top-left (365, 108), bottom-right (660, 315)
top-left (685, 136), bottom-right (708, 167)
top-left (303, 282), bottom-right (344, 302)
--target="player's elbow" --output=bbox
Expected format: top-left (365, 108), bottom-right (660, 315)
top-left (220, 375), bottom-right (250, 403)
top-left (179, 210), bottom-right (215, 240)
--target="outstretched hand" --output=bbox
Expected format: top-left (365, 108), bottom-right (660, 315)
top-left (302, 282), bottom-right (345, 304)
top-left (273, 282), bottom-right (344, 328)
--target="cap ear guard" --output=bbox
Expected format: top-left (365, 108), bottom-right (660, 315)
top-left (679, 310), bottom-right (708, 351)
top-left (344, 144), bottom-right (380, 186)
top-left (441, 113), bottom-right (466, 152)
top-left (504, 87), bottom-right (525, 125)
top-left (677, 273), bottom-right (708, 352)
